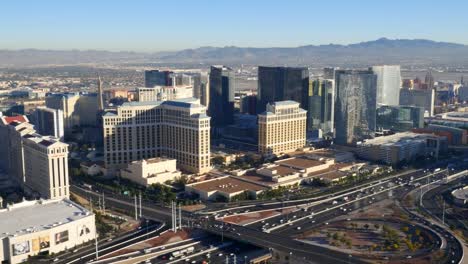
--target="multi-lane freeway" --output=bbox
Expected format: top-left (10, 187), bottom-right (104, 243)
top-left (70, 166), bottom-right (467, 264)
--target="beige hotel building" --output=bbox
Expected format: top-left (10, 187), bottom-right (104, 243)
top-left (23, 134), bottom-right (70, 200)
top-left (103, 98), bottom-right (211, 174)
top-left (258, 101), bottom-right (307, 155)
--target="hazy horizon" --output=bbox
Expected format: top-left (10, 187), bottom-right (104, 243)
top-left (0, 37), bottom-right (466, 53)
top-left (2, 0), bottom-right (468, 52)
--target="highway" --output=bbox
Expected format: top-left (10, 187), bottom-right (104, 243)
top-left (69, 167), bottom-right (467, 263)
top-left (71, 186), bottom-right (370, 263)
top-left (55, 221), bottom-right (164, 264)
top-left (221, 169), bottom-right (466, 263)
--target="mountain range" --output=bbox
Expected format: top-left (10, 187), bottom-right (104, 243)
top-left (1, 38), bottom-right (468, 68)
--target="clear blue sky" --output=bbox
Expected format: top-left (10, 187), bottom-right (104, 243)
top-left (1, 0), bottom-right (467, 52)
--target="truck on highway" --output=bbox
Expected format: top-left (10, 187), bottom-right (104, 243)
top-left (172, 246), bottom-right (195, 258)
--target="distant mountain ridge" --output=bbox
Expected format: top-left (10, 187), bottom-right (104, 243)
top-left (160, 38), bottom-right (468, 66)
top-left (1, 38), bottom-right (468, 67)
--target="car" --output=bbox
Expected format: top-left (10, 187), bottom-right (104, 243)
top-left (296, 227), bottom-right (301, 230)
top-left (218, 253), bottom-right (223, 257)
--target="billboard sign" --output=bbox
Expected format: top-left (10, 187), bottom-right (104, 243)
top-left (12, 241), bottom-right (30, 256)
top-left (54, 230), bottom-right (69, 244)
top-left (32, 236), bottom-right (50, 251)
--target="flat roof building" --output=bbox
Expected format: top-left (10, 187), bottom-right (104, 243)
top-left (185, 176), bottom-right (265, 201)
top-left (357, 132), bottom-right (447, 165)
top-left (121, 158), bottom-right (182, 186)
top-left (0, 199), bottom-right (95, 264)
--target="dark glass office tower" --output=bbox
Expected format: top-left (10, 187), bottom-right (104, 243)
top-left (334, 70), bottom-right (377, 145)
top-left (257, 66), bottom-right (309, 113)
top-left (306, 79), bottom-right (334, 136)
top-left (208, 65), bottom-right (235, 127)
top-left (145, 70), bottom-right (173, 87)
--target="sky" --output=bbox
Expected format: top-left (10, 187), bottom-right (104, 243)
top-left (1, 0), bottom-right (468, 52)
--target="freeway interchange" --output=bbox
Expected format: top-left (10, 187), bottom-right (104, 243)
top-left (68, 166), bottom-right (467, 264)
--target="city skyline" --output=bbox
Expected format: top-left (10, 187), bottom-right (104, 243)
top-left (1, 2), bottom-right (468, 263)
top-left (2, 0), bottom-right (468, 51)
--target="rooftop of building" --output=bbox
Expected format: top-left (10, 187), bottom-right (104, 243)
top-left (264, 165), bottom-right (298, 176)
top-left (47, 92), bottom-right (80, 98)
top-left (239, 171), bottom-right (279, 187)
top-left (430, 111), bottom-right (468, 121)
top-left (23, 134), bottom-right (66, 147)
top-left (269, 100), bottom-right (300, 106)
top-left (360, 132), bottom-right (439, 146)
top-left (1, 115), bottom-right (28, 125)
top-left (275, 157), bottom-right (326, 169)
top-left (189, 176), bottom-right (265, 194)
top-left (120, 97), bottom-right (199, 108)
top-left (0, 199), bottom-right (92, 238)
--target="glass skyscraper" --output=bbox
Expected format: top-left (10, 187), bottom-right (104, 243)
top-left (145, 70), bottom-right (173, 88)
top-left (257, 66), bottom-right (309, 113)
top-left (371, 65), bottom-right (401, 106)
top-left (306, 79), bottom-right (334, 136)
top-left (334, 70), bottom-right (377, 145)
top-left (208, 65), bottom-right (235, 127)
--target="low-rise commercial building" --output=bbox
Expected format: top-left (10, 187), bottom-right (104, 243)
top-left (121, 158), bottom-right (182, 186)
top-left (425, 111), bottom-right (468, 132)
top-left (357, 132), bottom-right (447, 165)
top-left (185, 176), bottom-right (265, 201)
top-left (413, 125), bottom-right (467, 145)
top-left (0, 199), bottom-right (95, 264)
